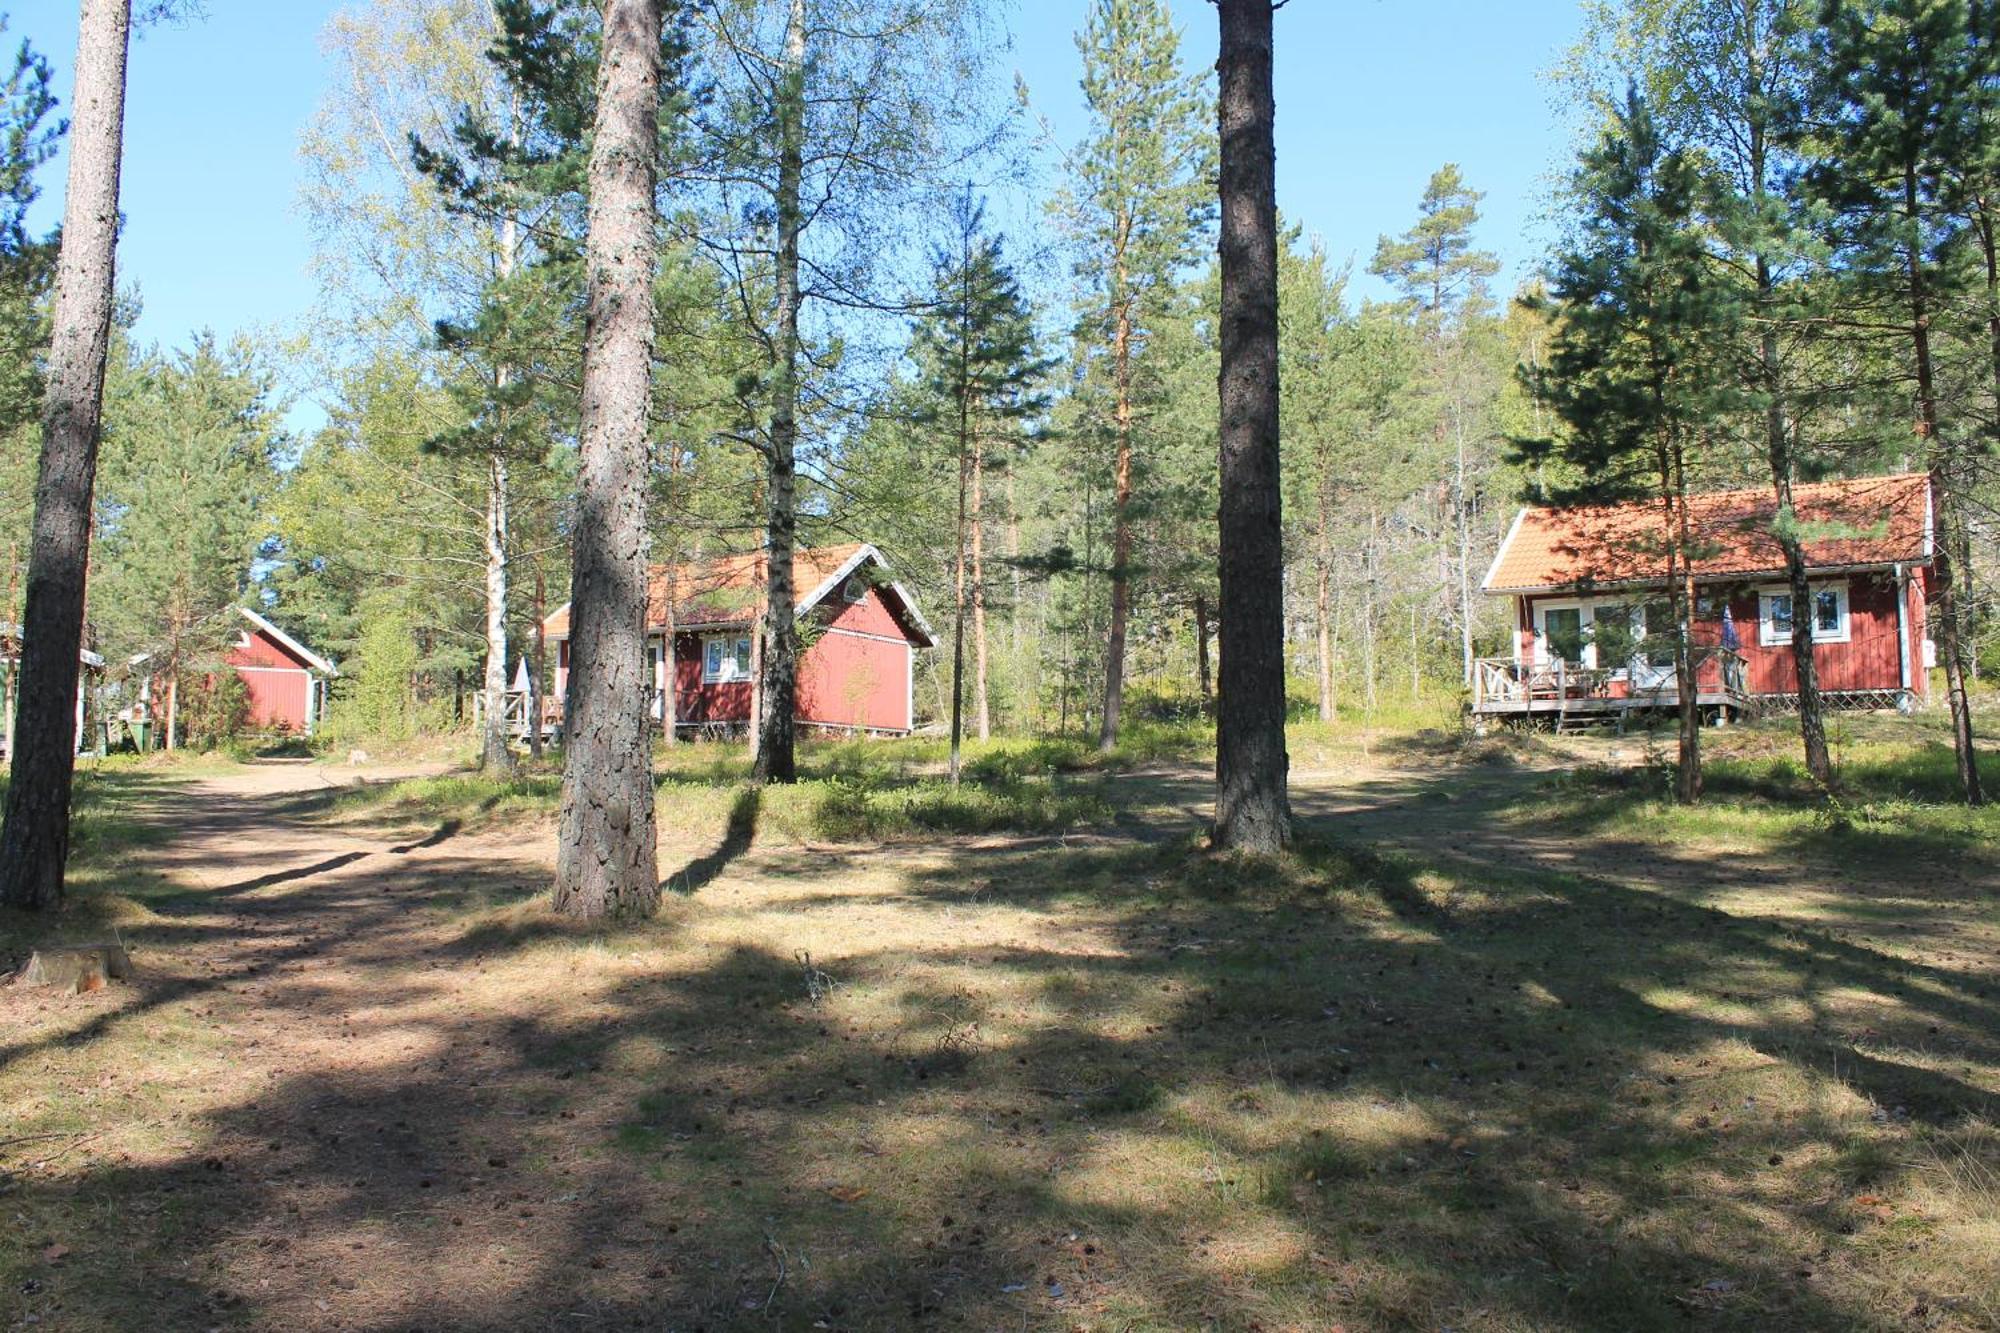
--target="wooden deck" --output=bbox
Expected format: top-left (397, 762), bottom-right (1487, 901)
top-left (1472, 649), bottom-right (1754, 730)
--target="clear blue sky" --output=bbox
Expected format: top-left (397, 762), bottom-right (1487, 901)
top-left (12, 0), bottom-right (1587, 427)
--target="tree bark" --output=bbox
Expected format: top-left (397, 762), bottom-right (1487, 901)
top-left (1194, 591), bottom-right (1212, 706)
top-left (480, 452), bottom-right (514, 771)
top-left (1098, 281), bottom-right (1134, 752)
top-left (752, 0), bottom-right (806, 785)
top-left (1454, 402), bottom-right (1475, 686)
top-left (1759, 302), bottom-right (1831, 784)
top-left (1313, 491), bottom-right (1334, 722)
top-left (0, 0), bottom-right (130, 911)
top-left (529, 566), bottom-right (545, 761)
top-left (947, 422), bottom-right (971, 786)
top-left (553, 0), bottom-right (664, 919)
top-left (480, 192), bottom-right (520, 775)
top-left (1905, 167), bottom-right (1984, 805)
top-left (971, 434), bottom-right (991, 741)
top-left (1213, 0), bottom-right (1289, 852)
top-left (1363, 511), bottom-right (1378, 711)
top-left (1665, 437), bottom-right (1702, 804)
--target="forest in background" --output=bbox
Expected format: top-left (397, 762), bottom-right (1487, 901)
top-left (0, 0), bottom-right (1994, 756)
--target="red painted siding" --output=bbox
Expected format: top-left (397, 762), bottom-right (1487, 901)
top-left (1727, 575), bottom-right (1903, 695)
top-left (1514, 571), bottom-right (1920, 697)
top-left (818, 584), bottom-right (904, 638)
top-left (551, 581), bottom-right (923, 733)
top-left (236, 667), bottom-right (310, 730)
top-left (798, 629), bottom-right (910, 731)
top-left (223, 628), bottom-right (317, 730)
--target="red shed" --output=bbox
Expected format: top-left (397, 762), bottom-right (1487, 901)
top-left (543, 543), bottom-right (936, 737)
top-left (1475, 473), bottom-right (1934, 722)
top-left (226, 606), bottom-right (338, 734)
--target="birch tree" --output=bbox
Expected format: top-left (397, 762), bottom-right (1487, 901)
top-left (694, 0), bottom-right (997, 782)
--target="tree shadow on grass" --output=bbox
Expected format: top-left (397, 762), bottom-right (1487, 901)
top-left (662, 785), bottom-right (760, 895)
top-left (6, 759), bottom-right (1999, 1329)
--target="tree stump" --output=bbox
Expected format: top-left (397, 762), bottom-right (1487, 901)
top-left (15, 944), bottom-right (133, 995)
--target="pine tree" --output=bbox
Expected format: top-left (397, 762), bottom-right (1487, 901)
top-left (555, 0), bottom-right (665, 919)
top-left (1058, 0), bottom-right (1213, 751)
top-left (1213, 0), bottom-right (1288, 851)
top-left (1370, 164), bottom-right (1501, 688)
top-left (910, 194), bottom-right (1051, 779)
top-left (1797, 0), bottom-right (1987, 804)
top-left (0, 0), bottom-right (131, 911)
top-left (91, 336), bottom-right (287, 746)
top-left (1580, 0), bottom-right (1838, 787)
top-left (1524, 89), bottom-right (1744, 804)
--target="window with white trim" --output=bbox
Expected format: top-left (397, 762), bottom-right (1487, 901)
top-left (1760, 583), bottom-right (1849, 646)
top-left (841, 575), bottom-right (866, 604)
top-left (702, 633), bottom-right (753, 683)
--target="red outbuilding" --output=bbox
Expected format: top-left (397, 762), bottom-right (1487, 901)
top-left (543, 543), bottom-right (937, 737)
top-left (224, 606), bottom-right (339, 735)
top-left (1475, 473), bottom-right (1934, 724)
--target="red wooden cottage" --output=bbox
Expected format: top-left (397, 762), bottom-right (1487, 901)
top-left (1476, 473), bottom-right (1934, 723)
top-left (227, 606), bottom-right (338, 734)
top-left (543, 543), bottom-right (937, 737)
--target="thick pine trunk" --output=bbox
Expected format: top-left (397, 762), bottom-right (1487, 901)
top-left (0, 0), bottom-right (130, 911)
top-left (553, 0), bottom-right (664, 919)
top-left (1213, 0), bottom-right (1289, 852)
top-left (752, 0), bottom-right (807, 785)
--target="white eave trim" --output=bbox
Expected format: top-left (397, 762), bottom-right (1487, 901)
top-left (1481, 508), bottom-right (1529, 593)
top-left (796, 545), bottom-right (939, 648)
top-left (236, 605), bottom-right (338, 676)
top-left (796, 544), bottom-right (881, 613)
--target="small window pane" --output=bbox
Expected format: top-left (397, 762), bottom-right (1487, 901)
top-left (1814, 588), bottom-right (1842, 635)
top-left (1768, 594), bottom-right (1794, 637)
top-left (705, 640), bottom-right (723, 676)
top-left (734, 636), bottom-right (752, 674)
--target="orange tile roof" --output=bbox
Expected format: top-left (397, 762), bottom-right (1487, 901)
top-left (1484, 473), bottom-right (1932, 593)
top-left (542, 543), bottom-right (874, 640)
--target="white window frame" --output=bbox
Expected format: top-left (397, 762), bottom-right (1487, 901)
top-left (841, 575), bottom-right (867, 604)
top-left (1759, 582), bottom-right (1849, 647)
top-left (701, 632), bottom-right (753, 684)
top-left (1533, 597), bottom-right (1677, 675)
top-left (1532, 600), bottom-right (1591, 667)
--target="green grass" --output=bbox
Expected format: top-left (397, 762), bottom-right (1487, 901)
top-left (329, 739), bottom-right (1118, 845)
